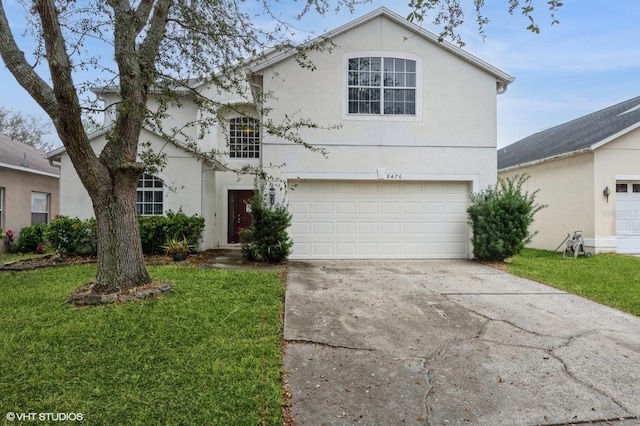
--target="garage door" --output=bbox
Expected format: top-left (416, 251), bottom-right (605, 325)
top-left (616, 181), bottom-right (640, 254)
top-left (288, 180), bottom-right (469, 259)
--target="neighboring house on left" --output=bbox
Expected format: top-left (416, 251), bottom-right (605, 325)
top-left (0, 133), bottom-right (60, 252)
top-left (47, 7), bottom-right (512, 259)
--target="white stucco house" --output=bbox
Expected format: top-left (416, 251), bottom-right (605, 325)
top-left (498, 96), bottom-right (640, 255)
top-left (48, 7), bottom-right (513, 259)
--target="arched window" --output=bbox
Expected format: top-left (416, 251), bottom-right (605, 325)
top-left (137, 173), bottom-right (164, 216)
top-left (229, 117), bottom-right (260, 158)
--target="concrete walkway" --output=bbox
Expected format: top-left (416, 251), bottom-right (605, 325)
top-left (283, 260), bottom-right (640, 425)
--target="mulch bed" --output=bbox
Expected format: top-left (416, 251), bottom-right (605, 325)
top-left (0, 250), bottom-right (229, 271)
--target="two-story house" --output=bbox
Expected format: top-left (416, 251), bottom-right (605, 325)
top-left (48, 7), bottom-right (512, 259)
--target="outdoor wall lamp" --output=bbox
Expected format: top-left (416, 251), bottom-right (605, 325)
top-left (603, 186), bottom-right (610, 203)
top-left (269, 186), bottom-right (276, 205)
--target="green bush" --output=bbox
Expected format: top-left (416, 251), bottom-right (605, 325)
top-left (138, 210), bottom-right (205, 254)
top-left (46, 216), bottom-right (97, 255)
top-left (241, 193), bottom-right (292, 263)
top-left (16, 223), bottom-right (48, 253)
top-left (467, 174), bottom-right (545, 261)
top-left (138, 215), bottom-right (167, 254)
top-left (163, 210), bottom-right (205, 248)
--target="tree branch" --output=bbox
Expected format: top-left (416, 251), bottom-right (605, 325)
top-left (0, 2), bottom-right (58, 118)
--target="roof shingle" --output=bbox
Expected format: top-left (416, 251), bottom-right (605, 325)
top-left (0, 133), bottom-right (59, 176)
top-left (498, 96), bottom-right (640, 170)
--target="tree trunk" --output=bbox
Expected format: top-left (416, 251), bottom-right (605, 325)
top-left (91, 166), bottom-right (151, 293)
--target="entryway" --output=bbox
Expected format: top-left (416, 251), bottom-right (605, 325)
top-left (227, 190), bottom-right (254, 243)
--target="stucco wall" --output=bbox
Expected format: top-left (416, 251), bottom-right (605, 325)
top-left (593, 128), bottom-right (640, 251)
top-left (58, 129), bottom-right (217, 249)
top-left (499, 153), bottom-right (594, 252)
top-left (0, 168), bottom-right (59, 250)
top-left (257, 15), bottom-right (499, 193)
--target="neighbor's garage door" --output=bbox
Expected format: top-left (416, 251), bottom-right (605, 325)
top-left (288, 180), bottom-right (469, 259)
top-left (616, 181), bottom-right (640, 254)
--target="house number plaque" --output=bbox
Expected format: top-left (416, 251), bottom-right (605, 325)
top-left (386, 174), bottom-right (403, 180)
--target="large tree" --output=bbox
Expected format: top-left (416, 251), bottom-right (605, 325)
top-left (0, 0), bottom-right (334, 293)
top-left (0, 0), bottom-right (559, 293)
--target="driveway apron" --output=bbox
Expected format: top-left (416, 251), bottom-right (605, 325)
top-left (283, 259), bottom-right (640, 425)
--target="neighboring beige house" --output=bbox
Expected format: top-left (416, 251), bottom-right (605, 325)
top-left (49, 7), bottom-right (513, 259)
top-left (498, 96), bottom-right (640, 255)
top-left (0, 133), bottom-right (60, 251)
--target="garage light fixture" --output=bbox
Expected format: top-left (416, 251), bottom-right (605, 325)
top-left (269, 186), bottom-right (276, 205)
top-left (603, 186), bottom-right (610, 203)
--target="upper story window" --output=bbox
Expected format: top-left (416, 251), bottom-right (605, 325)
top-left (347, 56), bottom-right (416, 116)
top-left (31, 192), bottom-right (49, 225)
top-left (229, 117), bottom-right (260, 159)
top-left (137, 174), bottom-right (164, 216)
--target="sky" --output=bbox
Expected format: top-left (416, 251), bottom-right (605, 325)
top-left (1, 0), bottom-right (639, 148)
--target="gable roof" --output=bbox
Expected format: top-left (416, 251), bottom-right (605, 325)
top-left (47, 126), bottom-right (226, 171)
top-left (498, 96), bottom-right (640, 170)
top-left (249, 7), bottom-right (513, 93)
top-left (0, 133), bottom-right (59, 177)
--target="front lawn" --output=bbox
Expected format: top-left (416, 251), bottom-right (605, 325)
top-left (507, 248), bottom-right (640, 316)
top-left (0, 264), bottom-right (284, 425)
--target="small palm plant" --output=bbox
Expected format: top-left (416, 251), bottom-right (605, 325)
top-left (161, 236), bottom-right (195, 261)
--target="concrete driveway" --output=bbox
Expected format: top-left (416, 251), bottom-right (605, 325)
top-left (283, 260), bottom-right (640, 425)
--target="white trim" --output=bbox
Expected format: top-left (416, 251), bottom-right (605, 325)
top-left (282, 172), bottom-right (480, 192)
top-left (0, 162), bottom-right (59, 178)
top-left (584, 236), bottom-right (617, 253)
top-left (342, 52), bottom-right (423, 122)
top-left (615, 175), bottom-right (640, 181)
top-left (498, 148), bottom-right (592, 173)
top-left (590, 121), bottom-right (640, 151)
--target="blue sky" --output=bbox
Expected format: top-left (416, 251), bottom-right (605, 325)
top-left (1, 0), bottom-right (639, 148)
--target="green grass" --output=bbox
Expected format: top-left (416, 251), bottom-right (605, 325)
top-left (507, 248), bottom-right (640, 316)
top-left (0, 264), bottom-right (284, 425)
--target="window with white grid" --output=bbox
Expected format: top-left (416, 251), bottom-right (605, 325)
top-left (229, 117), bottom-right (260, 158)
top-left (347, 56), bottom-right (416, 115)
top-left (137, 174), bottom-right (164, 216)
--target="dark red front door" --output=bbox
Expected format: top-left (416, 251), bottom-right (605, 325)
top-left (228, 190), bottom-right (254, 243)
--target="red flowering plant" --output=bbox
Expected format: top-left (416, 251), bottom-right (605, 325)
top-left (5, 229), bottom-right (15, 252)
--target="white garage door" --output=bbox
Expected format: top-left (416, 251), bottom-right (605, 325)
top-left (616, 181), bottom-right (640, 254)
top-left (288, 180), bottom-right (469, 259)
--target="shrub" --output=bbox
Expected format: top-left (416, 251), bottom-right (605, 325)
top-left (46, 216), bottom-right (97, 255)
top-left (138, 210), bottom-right (205, 254)
top-left (241, 193), bottom-right (292, 263)
top-left (467, 174), bottom-right (545, 261)
top-left (138, 215), bottom-right (167, 254)
top-left (163, 210), bottom-right (205, 248)
top-left (16, 223), bottom-right (48, 253)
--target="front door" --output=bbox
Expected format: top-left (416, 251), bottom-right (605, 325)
top-left (228, 190), bottom-right (254, 243)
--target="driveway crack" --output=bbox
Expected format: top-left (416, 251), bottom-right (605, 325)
top-left (284, 338), bottom-right (375, 352)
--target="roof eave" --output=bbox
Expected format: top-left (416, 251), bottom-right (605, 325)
top-left (498, 147), bottom-right (594, 173)
top-left (589, 120), bottom-right (640, 151)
